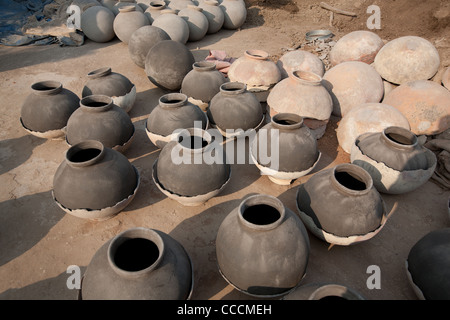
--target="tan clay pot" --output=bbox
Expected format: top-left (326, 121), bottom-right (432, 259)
top-left (276, 50), bottom-right (324, 79)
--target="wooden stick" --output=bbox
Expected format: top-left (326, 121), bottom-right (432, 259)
top-left (320, 2), bottom-right (357, 17)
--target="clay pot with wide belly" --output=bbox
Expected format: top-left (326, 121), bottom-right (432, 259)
top-left (144, 0), bottom-right (167, 23)
top-left (128, 25), bottom-right (170, 69)
top-left (283, 283), bottom-right (365, 300)
top-left (178, 5), bottom-right (209, 42)
top-left (152, 9), bottom-right (190, 44)
top-left (276, 49), bottom-right (325, 79)
top-left (112, 0), bottom-right (144, 15)
top-left (113, 5), bottom-right (149, 44)
top-left (80, 5), bottom-right (116, 43)
top-left (199, 0), bottom-right (224, 34)
top-left (219, 0), bottom-right (246, 30)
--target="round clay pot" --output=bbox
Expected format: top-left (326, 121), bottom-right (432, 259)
top-left (219, 0), bottom-right (246, 30)
top-left (168, 0), bottom-right (194, 11)
top-left (66, 95), bottom-right (135, 153)
top-left (283, 283), bottom-right (365, 300)
top-left (442, 67), bottom-right (450, 90)
top-left (250, 113), bottom-right (321, 185)
top-left (111, 0), bottom-right (144, 15)
top-left (199, 0), bottom-right (224, 34)
top-left (406, 228), bottom-right (450, 300)
top-left (145, 93), bottom-right (208, 148)
top-left (181, 61), bottom-right (227, 111)
top-left (128, 25), bottom-right (171, 69)
top-left (145, 40), bottom-right (195, 91)
top-left (20, 80), bottom-right (80, 140)
top-left (152, 128), bottom-right (231, 206)
top-left (81, 227), bottom-right (193, 299)
top-left (207, 82), bottom-right (264, 138)
top-left (178, 5), bottom-right (208, 42)
top-left (351, 126), bottom-right (437, 194)
top-left (144, 0), bottom-right (167, 23)
top-left (136, 0), bottom-right (153, 10)
top-left (100, 0), bottom-right (118, 11)
top-left (216, 194), bottom-right (310, 298)
top-left (337, 102), bottom-right (410, 154)
top-left (322, 61), bottom-right (384, 117)
top-left (296, 163), bottom-right (388, 246)
top-left (80, 5), bottom-right (116, 43)
top-left (276, 49), bottom-right (325, 79)
top-left (152, 9), bottom-right (190, 44)
top-left (228, 49), bottom-right (281, 102)
top-left (113, 5), bottom-right (149, 44)
top-left (52, 140), bottom-right (140, 220)
top-left (267, 70), bottom-right (333, 139)
top-left (382, 80), bottom-right (450, 136)
top-left (82, 67), bottom-right (136, 113)
top-left (330, 30), bottom-right (384, 66)
top-left (373, 36), bottom-right (440, 85)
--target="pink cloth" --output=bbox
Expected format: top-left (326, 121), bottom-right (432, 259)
top-left (205, 50), bottom-right (236, 76)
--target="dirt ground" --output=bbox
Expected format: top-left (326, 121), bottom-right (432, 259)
top-left (0, 0), bottom-right (449, 300)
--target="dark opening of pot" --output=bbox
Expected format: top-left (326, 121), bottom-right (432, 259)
top-left (319, 296), bottom-right (348, 300)
top-left (32, 83), bottom-right (58, 91)
top-left (68, 148), bottom-right (101, 163)
top-left (335, 171), bottom-right (367, 191)
top-left (178, 135), bottom-right (208, 149)
top-left (274, 119), bottom-right (298, 126)
top-left (84, 101), bottom-right (109, 108)
top-left (243, 204), bottom-right (281, 225)
top-left (386, 132), bottom-right (414, 145)
top-left (113, 238), bottom-right (159, 272)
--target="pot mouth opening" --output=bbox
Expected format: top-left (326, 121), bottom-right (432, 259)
top-left (118, 5), bottom-right (137, 12)
top-left (149, 1), bottom-right (166, 8)
top-left (80, 95), bottom-right (113, 111)
top-left (87, 67), bottom-right (112, 79)
top-left (220, 82), bottom-right (246, 94)
top-left (159, 93), bottom-right (187, 108)
top-left (66, 140), bottom-right (105, 167)
top-left (193, 61), bottom-right (216, 71)
top-left (205, 0), bottom-right (219, 5)
top-left (332, 164), bottom-right (372, 194)
top-left (309, 285), bottom-right (360, 300)
top-left (31, 81), bottom-right (62, 95)
top-left (292, 70), bottom-right (322, 84)
top-left (272, 113), bottom-right (303, 129)
top-left (244, 49), bottom-right (269, 60)
top-left (242, 204), bottom-right (281, 225)
top-left (239, 195), bottom-right (285, 230)
top-left (382, 126), bottom-right (417, 148)
top-left (178, 134), bottom-right (209, 149)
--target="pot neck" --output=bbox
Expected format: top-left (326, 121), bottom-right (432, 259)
top-left (80, 95), bottom-right (114, 112)
top-left (219, 82), bottom-right (246, 95)
top-left (65, 140), bottom-right (106, 168)
top-left (244, 49), bottom-right (269, 61)
top-left (330, 164), bottom-right (373, 196)
top-left (193, 61), bottom-right (217, 72)
top-left (271, 113), bottom-right (304, 130)
top-left (289, 70), bottom-right (322, 86)
top-left (187, 4), bottom-right (202, 11)
top-left (149, 1), bottom-right (166, 10)
top-left (238, 195), bottom-right (285, 231)
top-left (380, 126), bottom-right (418, 151)
top-left (204, 0), bottom-right (219, 6)
top-left (118, 5), bottom-right (137, 12)
top-left (159, 93), bottom-right (188, 109)
top-left (87, 67), bottom-right (112, 79)
top-left (31, 81), bottom-right (63, 95)
top-left (160, 8), bottom-right (177, 14)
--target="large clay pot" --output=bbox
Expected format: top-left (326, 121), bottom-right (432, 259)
top-left (351, 126), bottom-right (437, 194)
top-left (144, 0), bottom-right (167, 23)
top-left (111, 0), bottom-right (144, 15)
top-left (145, 40), bottom-right (195, 91)
top-left (52, 140), bottom-right (140, 220)
top-left (199, 0), bottom-right (224, 34)
top-left (442, 67), bottom-right (450, 90)
top-left (80, 5), bottom-right (116, 43)
top-left (267, 70), bottom-right (333, 139)
top-left (276, 49), bottom-right (325, 79)
top-left (152, 9), bottom-right (190, 44)
top-left (337, 102), bottom-right (410, 154)
top-left (373, 36), bottom-right (440, 85)
top-left (145, 93), bottom-right (208, 148)
top-left (228, 50), bottom-right (281, 102)
top-left (66, 95), bottom-right (135, 153)
top-left (283, 283), bottom-right (365, 300)
top-left (250, 113), bottom-right (321, 185)
top-left (382, 80), bottom-right (450, 136)
top-left (296, 163), bottom-right (389, 246)
top-left (207, 82), bottom-right (264, 138)
top-left (80, 227), bottom-right (193, 299)
top-left (322, 61), bottom-right (384, 117)
top-left (406, 228), bottom-right (450, 300)
top-left (128, 25), bottom-right (171, 69)
top-left (82, 67), bottom-right (136, 113)
top-left (219, 0), bottom-right (246, 30)
top-left (181, 61), bottom-right (227, 111)
top-left (20, 80), bottom-right (80, 140)
top-left (113, 5), bottom-right (149, 44)
top-left (153, 128), bottom-right (231, 206)
top-left (216, 194), bottom-right (310, 298)
top-left (178, 5), bottom-right (208, 42)
top-left (330, 30), bottom-right (384, 66)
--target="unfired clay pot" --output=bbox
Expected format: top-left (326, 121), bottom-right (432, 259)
top-left (283, 283), bottom-right (365, 300)
top-left (219, 0), bottom-right (246, 30)
top-left (178, 5), bottom-right (209, 42)
top-left (199, 0), bottom-right (224, 34)
top-left (276, 50), bottom-right (325, 79)
top-left (80, 5), bottom-right (116, 43)
top-left (442, 67), bottom-right (450, 90)
top-left (152, 9), bottom-right (189, 44)
top-left (113, 5), bottom-right (149, 44)
top-left (112, 0), bottom-right (144, 15)
top-left (144, 0), bottom-right (167, 23)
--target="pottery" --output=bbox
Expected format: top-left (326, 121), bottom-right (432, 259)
top-left (337, 102), bottom-right (410, 154)
top-left (382, 80), bottom-right (450, 136)
top-left (167, 0), bottom-right (194, 11)
top-left (219, 0), bottom-right (246, 30)
top-left (152, 9), bottom-right (190, 44)
top-left (136, 0), bottom-right (153, 10)
top-left (283, 283), bottom-right (365, 300)
top-left (178, 5), bottom-right (208, 42)
top-left (128, 25), bottom-right (171, 69)
top-left (442, 67), bottom-right (450, 90)
top-left (373, 36), bottom-right (440, 85)
top-left (113, 5), bottom-right (149, 44)
top-left (351, 126), bottom-right (437, 194)
top-left (276, 49), bottom-right (325, 79)
top-left (82, 67), bottom-right (136, 113)
top-left (144, 0), bottom-right (167, 23)
top-left (216, 194), bottom-right (310, 298)
top-left (145, 93), bottom-right (208, 148)
top-left (81, 227), bottom-right (193, 299)
top-left (100, 0), bottom-right (118, 10)
top-left (145, 40), bottom-right (195, 91)
top-left (198, 0), bottom-right (224, 34)
top-left (406, 228), bottom-right (450, 300)
top-left (20, 80), bottom-right (80, 140)
top-left (207, 82), bottom-right (264, 138)
top-left (80, 5), bottom-right (116, 43)
top-left (52, 140), bottom-right (139, 221)
top-left (66, 95), bottom-right (135, 153)
top-left (250, 113), bottom-right (321, 185)
top-left (152, 128), bottom-right (231, 206)
top-left (296, 163), bottom-right (389, 246)
top-left (322, 61), bottom-right (384, 117)
top-left (111, 0), bottom-right (144, 15)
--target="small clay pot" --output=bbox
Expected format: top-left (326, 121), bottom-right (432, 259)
top-left (80, 5), bottom-right (116, 43)
top-left (152, 9), bottom-right (190, 44)
top-left (283, 283), bottom-right (365, 300)
top-left (113, 5), bottom-right (150, 44)
top-left (199, 0), bottom-right (224, 34)
top-left (276, 50), bottom-right (325, 79)
top-left (219, 0), bottom-right (246, 30)
top-left (178, 5), bottom-right (209, 42)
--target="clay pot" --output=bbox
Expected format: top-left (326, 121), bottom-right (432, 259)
top-left (330, 30), bottom-right (384, 66)
top-left (113, 5), bottom-right (149, 44)
top-left (81, 227), bottom-right (193, 299)
top-left (100, 0), bottom-right (118, 10)
top-left (52, 140), bottom-right (140, 220)
top-left (382, 80), bottom-right (450, 136)
top-left (20, 80), bottom-right (80, 140)
top-left (152, 9), bottom-right (190, 44)
top-left (80, 5), bottom-right (116, 43)
top-left (337, 102), bottom-right (410, 154)
top-left (276, 49), bottom-right (325, 79)
top-left (136, 0), bottom-right (153, 10)
top-left (219, 0), bottom-right (246, 30)
top-left (228, 50), bottom-right (281, 102)
top-left (143, 0), bottom-right (167, 23)
top-left (296, 163), bottom-right (389, 246)
top-left (112, 0), bottom-right (144, 15)
top-left (178, 5), bottom-right (208, 42)
top-left (442, 67), bottom-right (450, 90)
top-left (267, 70), bottom-right (333, 139)
top-left (82, 67), bottom-right (136, 113)
top-left (199, 0), bottom-right (224, 34)
top-left (145, 93), bottom-right (208, 148)
top-left (216, 194), bottom-right (310, 298)
top-left (168, 0), bottom-right (194, 11)
top-left (283, 283), bottom-right (365, 300)
top-left (207, 82), bottom-right (264, 138)
top-left (152, 128), bottom-right (231, 206)
top-left (351, 126), bottom-right (437, 194)
top-left (145, 40), bottom-right (195, 91)
top-left (250, 113), bottom-right (321, 185)
top-left (322, 61), bottom-right (384, 117)
top-left (128, 25), bottom-right (171, 69)
top-left (66, 95), bottom-right (135, 153)
top-left (373, 36), bottom-right (440, 85)
top-left (181, 61), bottom-right (227, 111)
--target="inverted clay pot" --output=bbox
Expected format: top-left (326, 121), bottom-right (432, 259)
top-left (178, 5), bottom-right (209, 42)
top-left (80, 5), bottom-right (116, 43)
top-left (113, 5), bottom-right (149, 44)
top-left (283, 283), bottom-right (365, 300)
top-left (152, 9), bottom-right (190, 44)
top-left (199, 0), bottom-right (224, 34)
top-left (276, 49), bottom-right (325, 79)
top-left (219, 0), bottom-right (246, 30)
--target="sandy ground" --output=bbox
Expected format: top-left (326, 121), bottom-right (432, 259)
top-left (0, 0), bottom-right (449, 300)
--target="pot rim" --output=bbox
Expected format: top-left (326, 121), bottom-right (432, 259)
top-left (204, 0), bottom-right (219, 5)
top-left (219, 81), bottom-right (247, 95)
top-left (87, 67), bottom-right (112, 79)
top-left (192, 61), bottom-right (217, 72)
top-left (271, 113), bottom-right (304, 130)
top-left (159, 93), bottom-right (188, 109)
top-left (308, 284), bottom-right (365, 300)
top-left (65, 140), bottom-right (106, 168)
top-left (31, 80), bottom-right (63, 95)
top-left (174, 127), bottom-right (213, 154)
top-left (330, 163), bottom-right (373, 196)
top-left (238, 194), bottom-right (286, 231)
top-left (118, 4), bottom-right (137, 12)
top-left (149, 0), bottom-right (166, 10)
top-left (290, 70), bottom-right (322, 86)
top-left (244, 49), bottom-right (269, 60)
top-left (80, 95), bottom-right (114, 112)
top-left (381, 126), bottom-right (418, 151)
